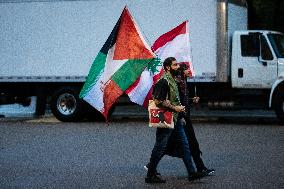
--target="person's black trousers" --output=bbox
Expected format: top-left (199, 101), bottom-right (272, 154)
top-left (184, 117), bottom-right (206, 172)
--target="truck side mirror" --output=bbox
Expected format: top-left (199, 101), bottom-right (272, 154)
top-left (259, 34), bottom-right (273, 66)
top-left (258, 54), bottom-right (268, 66)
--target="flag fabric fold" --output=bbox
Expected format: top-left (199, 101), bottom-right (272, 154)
top-left (80, 7), bottom-right (155, 119)
top-left (126, 21), bottom-right (194, 107)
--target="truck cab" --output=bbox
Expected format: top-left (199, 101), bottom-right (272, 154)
top-left (231, 30), bottom-right (284, 123)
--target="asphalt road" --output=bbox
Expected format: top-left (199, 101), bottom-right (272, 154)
top-left (0, 117), bottom-right (283, 189)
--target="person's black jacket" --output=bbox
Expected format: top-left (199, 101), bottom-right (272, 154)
top-left (165, 77), bottom-right (202, 158)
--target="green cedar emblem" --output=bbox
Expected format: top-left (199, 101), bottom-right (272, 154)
top-left (147, 58), bottom-right (162, 74)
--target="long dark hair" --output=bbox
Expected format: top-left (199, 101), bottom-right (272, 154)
top-left (177, 63), bottom-right (189, 80)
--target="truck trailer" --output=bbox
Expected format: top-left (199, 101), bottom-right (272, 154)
top-left (1, 0), bottom-right (284, 123)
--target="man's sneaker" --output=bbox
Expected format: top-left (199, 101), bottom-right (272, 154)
top-left (188, 171), bottom-right (208, 181)
top-left (201, 168), bottom-right (215, 175)
top-left (144, 164), bottom-right (161, 176)
top-left (145, 174), bottom-right (166, 183)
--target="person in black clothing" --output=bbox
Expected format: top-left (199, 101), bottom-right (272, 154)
top-left (175, 63), bottom-right (215, 175)
top-left (145, 57), bottom-right (207, 184)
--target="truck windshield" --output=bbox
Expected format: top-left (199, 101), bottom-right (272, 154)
top-left (268, 34), bottom-right (284, 58)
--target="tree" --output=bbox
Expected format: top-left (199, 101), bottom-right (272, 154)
top-left (247, 0), bottom-right (284, 33)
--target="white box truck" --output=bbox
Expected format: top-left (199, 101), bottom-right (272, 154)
top-left (1, 0), bottom-right (284, 123)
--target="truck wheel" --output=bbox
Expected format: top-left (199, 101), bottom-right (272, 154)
top-left (275, 93), bottom-right (284, 125)
top-left (51, 87), bottom-right (84, 122)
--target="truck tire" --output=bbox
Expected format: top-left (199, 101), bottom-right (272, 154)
top-left (51, 87), bottom-right (84, 122)
top-left (275, 93), bottom-right (284, 125)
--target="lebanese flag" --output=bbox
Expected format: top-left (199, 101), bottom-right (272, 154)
top-left (126, 21), bottom-right (194, 107)
top-left (79, 7), bottom-right (155, 119)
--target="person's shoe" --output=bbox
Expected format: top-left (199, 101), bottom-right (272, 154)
top-left (188, 171), bottom-right (208, 181)
top-left (144, 164), bottom-right (161, 176)
top-left (145, 174), bottom-right (166, 183)
top-left (199, 168), bottom-right (215, 175)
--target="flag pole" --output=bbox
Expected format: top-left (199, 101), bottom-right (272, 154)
top-left (188, 20), bottom-right (197, 97)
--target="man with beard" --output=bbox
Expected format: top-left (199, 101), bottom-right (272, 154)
top-left (145, 57), bottom-right (207, 184)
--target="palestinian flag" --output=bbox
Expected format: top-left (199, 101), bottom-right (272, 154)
top-left (80, 7), bottom-right (155, 119)
top-left (126, 21), bottom-right (193, 107)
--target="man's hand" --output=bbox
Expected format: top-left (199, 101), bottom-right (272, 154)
top-left (160, 100), bottom-right (185, 112)
top-left (192, 96), bottom-right (200, 103)
top-left (174, 105), bottom-right (185, 112)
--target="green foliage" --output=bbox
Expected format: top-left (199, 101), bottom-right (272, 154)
top-left (249, 0), bottom-right (284, 33)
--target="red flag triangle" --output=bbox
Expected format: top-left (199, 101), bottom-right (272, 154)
top-left (114, 7), bottom-right (154, 60)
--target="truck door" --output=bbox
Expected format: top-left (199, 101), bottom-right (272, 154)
top-left (232, 33), bottom-right (278, 89)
